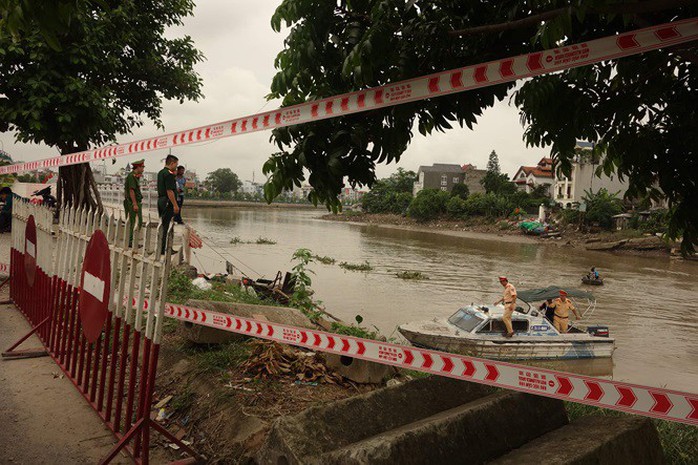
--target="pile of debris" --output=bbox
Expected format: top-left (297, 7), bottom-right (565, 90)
top-left (240, 340), bottom-right (345, 385)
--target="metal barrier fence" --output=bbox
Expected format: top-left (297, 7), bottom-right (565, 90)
top-left (99, 187), bottom-right (157, 213)
top-left (6, 201), bottom-right (198, 465)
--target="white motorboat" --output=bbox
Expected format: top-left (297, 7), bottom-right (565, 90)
top-left (398, 286), bottom-right (615, 360)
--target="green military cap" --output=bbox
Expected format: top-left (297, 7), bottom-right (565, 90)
top-left (131, 159), bottom-right (145, 167)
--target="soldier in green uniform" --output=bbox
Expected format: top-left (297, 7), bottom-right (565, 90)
top-left (124, 159), bottom-right (145, 246)
top-left (157, 155), bottom-right (180, 254)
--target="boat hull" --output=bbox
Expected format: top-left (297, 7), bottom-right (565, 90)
top-left (399, 328), bottom-right (615, 361)
top-left (581, 277), bottom-right (604, 285)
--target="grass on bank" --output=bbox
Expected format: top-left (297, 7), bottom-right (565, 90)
top-left (565, 402), bottom-right (696, 465)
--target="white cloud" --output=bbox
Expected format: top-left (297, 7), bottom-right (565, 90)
top-left (1, 0), bottom-right (547, 184)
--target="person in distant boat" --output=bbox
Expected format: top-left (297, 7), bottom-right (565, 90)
top-left (589, 267), bottom-right (600, 280)
top-left (539, 298), bottom-right (555, 324)
top-left (551, 290), bottom-right (580, 333)
top-left (494, 276), bottom-right (516, 338)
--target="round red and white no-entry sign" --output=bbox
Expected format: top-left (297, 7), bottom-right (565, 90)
top-left (24, 214), bottom-right (37, 287)
top-left (78, 230), bottom-right (111, 344)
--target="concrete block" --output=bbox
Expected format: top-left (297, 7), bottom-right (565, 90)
top-left (490, 415), bottom-right (665, 465)
top-left (256, 377), bottom-right (497, 465)
top-left (313, 391), bottom-right (567, 465)
top-left (179, 299), bottom-right (315, 345)
top-left (323, 353), bottom-right (396, 384)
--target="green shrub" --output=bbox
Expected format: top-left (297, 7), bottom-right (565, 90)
top-left (583, 188), bottom-right (623, 229)
top-left (450, 183), bottom-right (470, 200)
top-left (446, 196), bottom-right (468, 219)
top-left (464, 193), bottom-right (512, 218)
top-left (408, 189), bottom-right (450, 222)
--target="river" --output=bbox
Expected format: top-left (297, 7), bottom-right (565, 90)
top-left (182, 207), bottom-right (698, 393)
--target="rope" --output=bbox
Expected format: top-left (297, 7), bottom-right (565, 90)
top-left (193, 232), bottom-right (264, 278)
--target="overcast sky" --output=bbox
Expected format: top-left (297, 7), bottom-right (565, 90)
top-left (1, 0), bottom-right (547, 183)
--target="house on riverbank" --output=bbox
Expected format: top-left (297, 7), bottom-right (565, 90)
top-left (513, 158), bottom-right (554, 196)
top-left (413, 163), bottom-right (486, 196)
top-left (553, 141), bottom-right (630, 208)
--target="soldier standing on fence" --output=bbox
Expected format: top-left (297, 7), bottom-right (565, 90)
top-left (124, 159), bottom-right (145, 247)
top-left (157, 155), bottom-right (180, 254)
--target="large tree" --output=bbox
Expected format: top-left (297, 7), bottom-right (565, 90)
top-left (0, 0), bottom-right (203, 211)
top-left (265, 0), bottom-right (698, 253)
top-left (205, 168), bottom-right (242, 194)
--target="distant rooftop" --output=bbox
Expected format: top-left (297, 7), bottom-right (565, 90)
top-left (418, 163), bottom-right (464, 173)
top-left (576, 141), bottom-right (595, 148)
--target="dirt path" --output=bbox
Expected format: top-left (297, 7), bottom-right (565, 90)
top-left (0, 299), bottom-right (132, 464)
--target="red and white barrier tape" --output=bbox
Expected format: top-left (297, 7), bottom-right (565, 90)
top-left (1, 17), bottom-right (696, 175)
top-left (156, 300), bottom-right (698, 426)
top-left (0, 262), bottom-right (9, 274)
top-left (0, 256), bottom-right (695, 425)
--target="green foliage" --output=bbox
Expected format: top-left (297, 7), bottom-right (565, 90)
top-left (330, 315), bottom-right (379, 340)
top-left (446, 196), bottom-right (468, 219)
top-left (638, 209), bottom-right (670, 234)
top-left (312, 254), bottom-right (336, 265)
top-left (188, 341), bottom-right (251, 375)
top-left (0, 0), bottom-right (102, 50)
top-left (486, 150), bottom-right (500, 174)
top-left (255, 236), bottom-right (277, 245)
top-left (205, 168), bottom-right (242, 194)
top-left (583, 188), bottom-right (623, 229)
top-left (408, 188), bottom-right (450, 222)
top-left (267, 1), bottom-right (698, 253)
top-left (482, 171), bottom-right (516, 196)
top-left (289, 248), bottom-right (323, 321)
top-left (396, 271), bottom-right (429, 280)
top-left (170, 388), bottom-right (195, 413)
top-left (0, 0), bottom-right (203, 151)
top-left (463, 193), bottom-right (511, 219)
top-left (450, 182), bottom-right (469, 200)
top-left (361, 168), bottom-right (416, 214)
top-left (167, 269), bottom-right (270, 307)
top-left (339, 261), bottom-right (373, 272)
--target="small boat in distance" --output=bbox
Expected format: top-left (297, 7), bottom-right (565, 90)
top-left (398, 286), bottom-right (615, 361)
top-left (581, 276), bottom-right (604, 285)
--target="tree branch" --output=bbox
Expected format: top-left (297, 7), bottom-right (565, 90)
top-left (449, 0), bottom-right (695, 37)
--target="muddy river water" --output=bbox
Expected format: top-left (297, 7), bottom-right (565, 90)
top-left (183, 207), bottom-right (698, 393)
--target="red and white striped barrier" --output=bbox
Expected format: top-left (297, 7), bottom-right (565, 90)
top-left (0, 17), bottom-right (696, 175)
top-left (158, 300), bottom-right (698, 426)
top-left (0, 262), bottom-right (9, 275)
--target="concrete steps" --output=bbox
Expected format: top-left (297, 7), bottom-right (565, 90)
top-left (489, 415), bottom-right (665, 465)
top-left (255, 377), bottom-right (666, 465)
top-left (255, 377), bottom-right (567, 465)
top-left (314, 391), bottom-right (567, 465)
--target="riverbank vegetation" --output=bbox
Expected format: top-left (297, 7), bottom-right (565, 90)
top-left (352, 154), bottom-right (671, 246)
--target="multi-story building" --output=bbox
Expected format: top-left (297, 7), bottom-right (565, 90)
top-left (553, 141), bottom-right (629, 208)
top-left (461, 164), bottom-right (487, 195)
top-left (340, 187), bottom-right (367, 204)
top-left (513, 158), bottom-right (554, 196)
top-left (413, 164), bottom-right (471, 195)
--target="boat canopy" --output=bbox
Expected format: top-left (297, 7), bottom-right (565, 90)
top-left (517, 286), bottom-right (595, 303)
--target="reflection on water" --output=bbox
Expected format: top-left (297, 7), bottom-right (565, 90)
top-left (183, 207), bottom-right (698, 392)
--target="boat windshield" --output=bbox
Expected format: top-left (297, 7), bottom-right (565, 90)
top-left (448, 309), bottom-right (483, 333)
